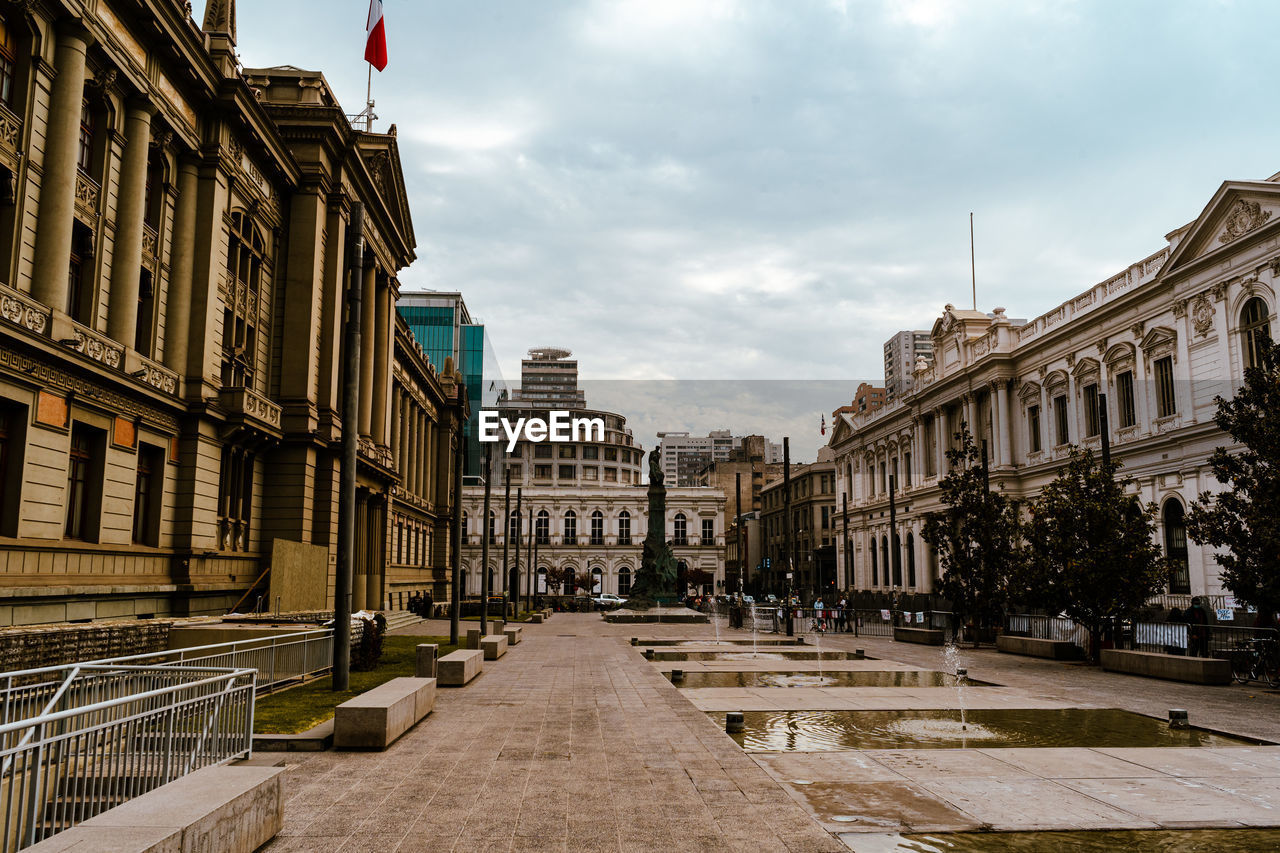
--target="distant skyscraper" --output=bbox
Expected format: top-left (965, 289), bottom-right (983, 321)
top-left (505, 347), bottom-right (587, 409)
top-left (397, 291), bottom-right (507, 478)
top-left (657, 430), bottom-right (782, 485)
top-left (884, 330), bottom-right (933, 401)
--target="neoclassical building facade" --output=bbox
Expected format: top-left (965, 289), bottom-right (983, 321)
top-left (460, 482), bottom-right (725, 598)
top-left (829, 174), bottom-right (1278, 602)
top-left (0, 1), bottom-right (464, 626)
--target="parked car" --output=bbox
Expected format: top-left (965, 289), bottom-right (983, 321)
top-left (592, 593), bottom-right (627, 609)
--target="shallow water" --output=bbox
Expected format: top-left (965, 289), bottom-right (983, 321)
top-left (654, 649), bottom-right (857, 661)
top-left (671, 670), bottom-right (991, 688)
top-left (842, 829), bottom-right (1280, 852)
top-left (713, 708), bottom-right (1254, 751)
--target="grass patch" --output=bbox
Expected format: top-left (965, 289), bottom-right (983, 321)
top-left (253, 635), bottom-right (460, 735)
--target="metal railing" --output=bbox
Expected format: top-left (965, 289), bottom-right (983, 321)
top-left (1, 663), bottom-right (255, 852)
top-left (1005, 614), bottom-right (1278, 660)
top-left (1005, 613), bottom-right (1085, 644)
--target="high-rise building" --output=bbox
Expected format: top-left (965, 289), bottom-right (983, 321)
top-left (884, 330), bottom-right (934, 401)
top-left (657, 430), bottom-right (781, 485)
top-left (506, 347), bottom-right (586, 408)
top-left (397, 292), bottom-right (507, 478)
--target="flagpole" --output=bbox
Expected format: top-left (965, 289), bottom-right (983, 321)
top-left (365, 63), bottom-right (373, 132)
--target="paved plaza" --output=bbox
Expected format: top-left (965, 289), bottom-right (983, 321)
top-left (264, 614), bottom-right (1280, 851)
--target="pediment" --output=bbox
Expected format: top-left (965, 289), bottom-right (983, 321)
top-left (829, 413), bottom-right (855, 446)
top-left (1141, 326), bottom-right (1177, 352)
top-left (1162, 181), bottom-right (1280, 275)
top-left (1071, 356), bottom-right (1101, 379)
top-left (357, 132), bottom-right (417, 258)
top-left (1103, 342), bottom-right (1136, 365)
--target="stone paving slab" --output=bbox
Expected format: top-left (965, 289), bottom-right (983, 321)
top-left (658, 659), bottom-right (925, 673)
top-left (681, 686), bottom-right (1073, 712)
top-left (919, 778), bottom-right (1161, 831)
top-left (1055, 777), bottom-right (1269, 828)
top-left (1094, 746), bottom-right (1280, 778)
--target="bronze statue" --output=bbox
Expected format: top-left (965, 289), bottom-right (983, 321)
top-left (626, 448), bottom-right (677, 607)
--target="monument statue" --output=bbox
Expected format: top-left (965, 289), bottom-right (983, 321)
top-left (626, 448), bottom-right (678, 608)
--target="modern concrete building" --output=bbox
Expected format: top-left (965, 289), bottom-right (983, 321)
top-left (397, 291), bottom-right (506, 480)
top-left (0, 1), bottom-right (466, 626)
top-left (829, 171), bottom-right (1280, 602)
top-left (884, 331), bottom-right (933, 401)
top-left (658, 429), bottom-right (782, 486)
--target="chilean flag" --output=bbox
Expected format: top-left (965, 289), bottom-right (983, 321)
top-left (365, 0), bottom-right (388, 71)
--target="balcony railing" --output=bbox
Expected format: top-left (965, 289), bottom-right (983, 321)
top-left (218, 385), bottom-right (283, 431)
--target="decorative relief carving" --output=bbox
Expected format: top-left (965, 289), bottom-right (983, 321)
top-left (74, 173), bottom-right (100, 219)
top-left (1172, 299), bottom-right (1188, 319)
top-left (0, 346), bottom-right (180, 430)
top-left (1191, 294), bottom-right (1215, 337)
top-left (0, 289), bottom-right (48, 334)
top-left (142, 224), bottom-right (158, 262)
top-left (1130, 321), bottom-right (1145, 340)
top-left (1218, 199), bottom-right (1271, 244)
top-left (219, 386), bottom-right (282, 430)
top-left (67, 326), bottom-right (123, 369)
top-left (1209, 281), bottom-right (1227, 302)
top-left (135, 359), bottom-right (178, 395)
top-left (1065, 353), bottom-right (1076, 369)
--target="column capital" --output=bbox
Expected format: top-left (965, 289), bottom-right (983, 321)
top-left (124, 93), bottom-right (158, 117)
top-left (55, 17), bottom-right (96, 49)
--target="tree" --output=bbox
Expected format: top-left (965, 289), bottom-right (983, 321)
top-left (573, 571), bottom-right (595, 595)
top-left (1186, 337), bottom-right (1280, 626)
top-left (1021, 447), bottom-right (1171, 661)
top-left (686, 568), bottom-right (714, 593)
top-left (920, 424), bottom-right (1022, 645)
top-left (544, 566), bottom-right (569, 594)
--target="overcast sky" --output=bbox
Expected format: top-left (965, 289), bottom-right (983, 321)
top-left (226, 0), bottom-right (1280, 452)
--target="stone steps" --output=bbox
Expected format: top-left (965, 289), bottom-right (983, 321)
top-left (381, 610), bottom-right (427, 632)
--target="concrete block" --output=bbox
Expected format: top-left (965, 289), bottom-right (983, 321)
top-left (997, 635), bottom-right (1083, 660)
top-left (1100, 649), bottom-right (1231, 685)
top-left (466, 628), bottom-right (482, 650)
top-left (438, 649), bottom-right (484, 686)
top-left (531, 613), bottom-right (544, 624)
top-left (503, 625), bottom-right (523, 645)
top-left (416, 643), bottom-right (439, 678)
top-left (481, 634), bottom-right (508, 660)
top-left (893, 627), bottom-right (945, 646)
top-left (25, 765), bottom-right (284, 853)
top-left (334, 676), bottom-right (435, 749)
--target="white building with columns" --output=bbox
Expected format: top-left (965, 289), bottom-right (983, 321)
top-left (828, 173), bottom-right (1278, 601)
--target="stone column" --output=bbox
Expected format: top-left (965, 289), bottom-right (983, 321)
top-left (358, 265), bottom-right (377, 437)
top-left (934, 410), bottom-right (947, 474)
top-left (164, 157), bottom-right (199, 371)
top-left (963, 394), bottom-right (977, 438)
top-left (372, 280), bottom-right (391, 444)
top-left (367, 498), bottom-right (384, 610)
top-left (353, 492), bottom-right (368, 611)
top-left (32, 21), bottom-right (94, 311)
top-left (912, 419), bottom-right (924, 484)
top-left (996, 381), bottom-right (1012, 467)
top-left (390, 389), bottom-right (402, 475)
top-left (106, 97), bottom-right (157, 346)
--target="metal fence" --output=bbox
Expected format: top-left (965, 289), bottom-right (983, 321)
top-left (0, 663), bottom-right (255, 851)
top-left (1004, 614), bottom-right (1277, 659)
top-left (1005, 614), bottom-right (1086, 644)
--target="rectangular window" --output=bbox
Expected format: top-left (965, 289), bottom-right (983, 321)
top-left (534, 464), bottom-right (551, 479)
top-left (1116, 371), bottom-right (1136, 428)
top-left (0, 18), bottom-right (15, 107)
top-left (507, 463), bottom-right (522, 479)
top-left (534, 444), bottom-right (552, 458)
top-left (558, 464), bottom-right (575, 480)
top-left (603, 467), bottom-right (617, 482)
top-left (558, 444), bottom-right (576, 459)
top-left (582, 466), bottom-right (598, 480)
top-left (604, 447), bottom-right (617, 461)
top-left (903, 453), bottom-right (911, 487)
top-left (1028, 405), bottom-right (1042, 453)
top-left (582, 446), bottom-right (598, 460)
top-left (131, 443), bottom-right (163, 546)
top-left (1083, 383), bottom-right (1100, 438)
top-left (1053, 395), bottom-right (1069, 446)
top-left (701, 518), bottom-right (714, 544)
top-left (77, 100), bottom-right (94, 173)
top-left (618, 514), bottom-right (631, 545)
top-left (925, 415), bottom-right (937, 477)
top-left (218, 446), bottom-right (255, 551)
top-left (508, 444), bottom-right (522, 458)
top-left (65, 423), bottom-right (104, 542)
top-left (0, 400), bottom-right (25, 536)
top-left (1155, 357), bottom-right (1177, 418)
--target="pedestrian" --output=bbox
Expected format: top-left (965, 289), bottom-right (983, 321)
top-left (813, 597), bottom-right (825, 632)
top-left (1186, 596), bottom-right (1212, 658)
top-left (837, 596), bottom-right (847, 632)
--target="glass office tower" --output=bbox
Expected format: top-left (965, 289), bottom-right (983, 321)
top-left (397, 292), bottom-right (507, 480)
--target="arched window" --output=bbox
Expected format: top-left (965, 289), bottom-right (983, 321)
top-left (487, 510), bottom-right (496, 544)
top-left (222, 212), bottom-right (266, 389)
top-left (1241, 297), bottom-right (1272, 371)
top-left (906, 532), bottom-right (916, 588)
top-left (590, 510), bottom-right (604, 545)
top-left (563, 509), bottom-right (576, 545)
top-left (591, 566), bottom-right (603, 594)
top-left (618, 510), bottom-right (631, 545)
top-left (618, 567), bottom-right (631, 596)
top-left (1163, 499), bottom-right (1190, 595)
top-left (881, 536), bottom-right (890, 587)
top-left (892, 530), bottom-right (903, 587)
top-left (673, 512), bottom-right (687, 546)
top-left (870, 539), bottom-right (878, 587)
top-left (536, 510), bottom-right (549, 545)
top-left (458, 570), bottom-right (467, 596)
top-left (536, 567), bottom-right (547, 594)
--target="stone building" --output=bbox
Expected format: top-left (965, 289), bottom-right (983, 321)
top-left (758, 450), bottom-right (837, 597)
top-left (0, 1), bottom-right (464, 626)
top-left (828, 173), bottom-right (1279, 601)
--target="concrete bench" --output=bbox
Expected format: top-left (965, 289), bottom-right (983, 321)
top-left (997, 634), bottom-right (1082, 660)
top-left (334, 676), bottom-right (436, 749)
top-left (893, 627), bottom-right (945, 646)
top-left (504, 625), bottom-right (523, 645)
top-left (26, 764), bottom-right (283, 853)
top-left (438, 649), bottom-right (484, 686)
top-left (481, 634), bottom-right (508, 660)
top-left (531, 613), bottom-right (544, 624)
top-left (1100, 649), bottom-right (1231, 685)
